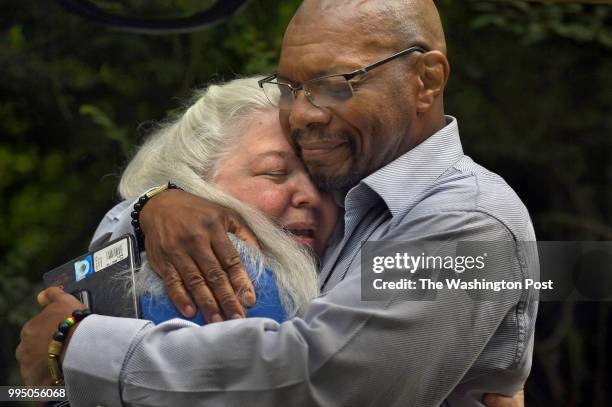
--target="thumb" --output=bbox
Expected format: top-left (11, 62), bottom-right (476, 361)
top-left (483, 389), bottom-right (524, 407)
top-left (37, 286), bottom-right (66, 307)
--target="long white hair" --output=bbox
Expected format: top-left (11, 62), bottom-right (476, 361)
top-left (119, 77), bottom-right (318, 318)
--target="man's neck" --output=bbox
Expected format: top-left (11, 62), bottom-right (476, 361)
top-left (409, 111), bottom-right (448, 151)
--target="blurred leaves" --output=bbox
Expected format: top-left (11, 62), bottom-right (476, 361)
top-left (79, 104), bottom-right (131, 155)
top-left (472, 1), bottom-right (612, 47)
top-left (90, 0), bottom-right (219, 18)
top-left (7, 24), bottom-right (24, 50)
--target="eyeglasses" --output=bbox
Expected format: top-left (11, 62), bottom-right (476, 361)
top-left (258, 46), bottom-right (427, 110)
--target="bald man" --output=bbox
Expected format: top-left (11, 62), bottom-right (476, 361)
top-left (18, 1), bottom-right (537, 406)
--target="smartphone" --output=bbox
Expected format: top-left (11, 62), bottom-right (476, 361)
top-left (43, 234), bottom-right (140, 318)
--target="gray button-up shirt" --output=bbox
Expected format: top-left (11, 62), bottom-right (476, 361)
top-left (64, 116), bottom-right (538, 406)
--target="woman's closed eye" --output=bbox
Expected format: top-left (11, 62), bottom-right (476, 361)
top-left (251, 151), bottom-right (296, 181)
top-left (258, 168), bottom-right (289, 181)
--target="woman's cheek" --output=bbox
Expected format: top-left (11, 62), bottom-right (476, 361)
top-left (259, 190), bottom-right (291, 219)
top-left (217, 177), bottom-right (292, 222)
top-left (241, 182), bottom-right (290, 220)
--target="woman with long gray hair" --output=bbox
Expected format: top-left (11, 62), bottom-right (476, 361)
top-left (116, 76), bottom-right (338, 324)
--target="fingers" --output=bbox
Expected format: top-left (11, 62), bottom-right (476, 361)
top-left (156, 261), bottom-right (197, 318)
top-left (191, 244), bottom-right (246, 320)
top-left (147, 233), bottom-right (232, 322)
top-left (14, 342), bottom-right (29, 384)
top-left (182, 213), bottom-right (250, 319)
top-left (36, 287), bottom-right (65, 307)
top-left (483, 389), bottom-right (525, 407)
top-left (210, 233), bottom-right (256, 308)
top-left (15, 341), bottom-right (23, 363)
top-left (168, 256), bottom-right (227, 323)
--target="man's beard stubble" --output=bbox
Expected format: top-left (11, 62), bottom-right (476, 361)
top-left (291, 128), bottom-right (361, 192)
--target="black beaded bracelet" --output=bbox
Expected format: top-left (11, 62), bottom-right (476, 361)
top-left (131, 182), bottom-right (181, 251)
top-left (48, 308), bottom-right (92, 386)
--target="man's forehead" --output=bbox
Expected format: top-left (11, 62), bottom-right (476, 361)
top-left (278, 20), bottom-right (392, 82)
top-left (277, 44), bottom-right (351, 82)
top-left (282, 16), bottom-right (355, 52)
top-left (277, 47), bottom-right (370, 84)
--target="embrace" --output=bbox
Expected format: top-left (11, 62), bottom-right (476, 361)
top-left (17, 1), bottom-right (537, 406)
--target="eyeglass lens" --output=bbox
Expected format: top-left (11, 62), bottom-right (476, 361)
top-left (262, 76), bottom-right (354, 109)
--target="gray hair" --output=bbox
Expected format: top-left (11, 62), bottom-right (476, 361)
top-left (119, 77), bottom-right (318, 318)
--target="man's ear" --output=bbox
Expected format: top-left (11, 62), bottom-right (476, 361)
top-left (414, 51), bottom-right (450, 113)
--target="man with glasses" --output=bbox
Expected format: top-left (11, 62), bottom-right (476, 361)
top-left (258, 45), bottom-right (428, 113)
top-left (20, 1), bottom-right (535, 405)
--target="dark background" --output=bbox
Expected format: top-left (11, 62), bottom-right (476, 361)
top-left (0, 1), bottom-right (610, 405)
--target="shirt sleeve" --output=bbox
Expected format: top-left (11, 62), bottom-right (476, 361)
top-left (64, 211), bottom-right (533, 407)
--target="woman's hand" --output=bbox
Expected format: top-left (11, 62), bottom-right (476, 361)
top-left (139, 188), bottom-right (258, 322)
top-left (484, 389), bottom-right (525, 407)
top-left (15, 287), bottom-right (84, 385)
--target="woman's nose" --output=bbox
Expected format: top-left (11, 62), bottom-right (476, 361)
top-left (291, 176), bottom-right (322, 209)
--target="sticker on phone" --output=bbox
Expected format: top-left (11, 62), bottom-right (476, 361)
top-left (94, 238), bottom-right (128, 272)
top-left (74, 255), bottom-right (94, 282)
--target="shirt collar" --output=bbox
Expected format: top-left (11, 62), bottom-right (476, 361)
top-left (347, 115), bottom-right (464, 218)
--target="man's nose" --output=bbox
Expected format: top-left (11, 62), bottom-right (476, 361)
top-left (287, 90), bottom-right (331, 131)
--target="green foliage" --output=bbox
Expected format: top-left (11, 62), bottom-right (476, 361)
top-left (79, 104), bottom-right (131, 155)
top-left (472, 1), bottom-right (612, 47)
top-left (91, 0), bottom-right (219, 18)
top-left (0, 1), bottom-right (609, 403)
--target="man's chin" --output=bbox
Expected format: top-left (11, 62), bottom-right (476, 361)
top-left (311, 168), bottom-right (361, 191)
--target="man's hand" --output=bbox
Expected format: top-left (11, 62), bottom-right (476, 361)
top-left (140, 188), bottom-right (258, 322)
top-left (16, 287), bottom-right (84, 385)
top-left (484, 389), bottom-right (525, 407)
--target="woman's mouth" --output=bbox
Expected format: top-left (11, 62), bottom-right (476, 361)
top-left (287, 227), bottom-right (316, 250)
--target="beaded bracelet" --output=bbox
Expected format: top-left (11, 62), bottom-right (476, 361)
top-left (131, 182), bottom-right (181, 252)
top-left (48, 308), bottom-right (91, 386)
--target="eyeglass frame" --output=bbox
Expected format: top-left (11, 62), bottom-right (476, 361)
top-left (258, 45), bottom-right (428, 108)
